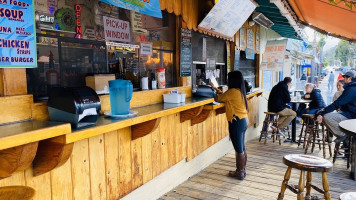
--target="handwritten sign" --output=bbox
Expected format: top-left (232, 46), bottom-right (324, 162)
top-left (0, 0), bottom-right (37, 68)
top-left (103, 16), bottom-right (131, 42)
top-left (180, 29), bottom-right (192, 77)
top-left (140, 42), bottom-right (152, 56)
top-left (261, 39), bottom-right (288, 71)
top-left (198, 0), bottom-right (256, 38)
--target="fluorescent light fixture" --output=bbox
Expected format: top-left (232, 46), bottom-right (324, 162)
top-left (252, 12), bottom-right (274, 29)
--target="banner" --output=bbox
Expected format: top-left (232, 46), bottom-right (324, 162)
top-left (261, 39), bottom-right (288, 71)
top-left (100, 0), bottom-right (162, 18)
top-left (103, 16), bottom-right (131, 42)
top-left (0, 0), bottom-right (37, 68)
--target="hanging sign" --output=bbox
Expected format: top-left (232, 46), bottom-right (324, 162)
top-left (261, 39), bottom-right (288, 71)
top-left (140, 42), bottom-right (152, 56)
top-left (234, 49), bottom-right (240, 71)
top-left (103, 16), bottom-right (131, 42)
top-left (100, 0), bottom-right (162, 18)
top-left (198, 0), bottom-right (256, 38)
top-left (180, 28), bottom-right (192, 77)
top-left (0, 0), bottom-right (37, 68)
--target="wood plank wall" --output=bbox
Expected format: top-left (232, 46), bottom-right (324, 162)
top-left (0, 112), bottom-right (229, 200)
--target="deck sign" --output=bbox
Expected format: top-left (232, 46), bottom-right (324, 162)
top-left (0, 0), bottom-right (37, 68)
top-left (103, 16), bottom-right (131, 42)
top-left (100, 0), bottom-right (162, 18)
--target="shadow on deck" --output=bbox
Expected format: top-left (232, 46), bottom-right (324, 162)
top-left (160, 139), bottom-right (356, 200)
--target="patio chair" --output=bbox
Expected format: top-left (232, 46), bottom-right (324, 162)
top-left (259, 112), bottom-right (282, 145)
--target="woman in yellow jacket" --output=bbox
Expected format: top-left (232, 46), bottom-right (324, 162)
top-left (213, 71), bottom-right (249, 180)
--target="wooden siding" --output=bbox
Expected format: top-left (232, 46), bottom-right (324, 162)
top-left (0, 111), bottom-right (229, 200)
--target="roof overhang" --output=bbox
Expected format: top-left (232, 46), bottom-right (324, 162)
top-left (287, 0), bottom-right (356, 42)
top-left (254, 0), bottom-right (307, 41)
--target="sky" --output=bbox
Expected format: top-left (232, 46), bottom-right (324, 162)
top-left (304, 27), bottom-right (339, 51)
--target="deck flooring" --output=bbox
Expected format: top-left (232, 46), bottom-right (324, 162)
top-left (160, 138), bottom-right (356, 200)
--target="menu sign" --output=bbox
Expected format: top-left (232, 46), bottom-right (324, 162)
top-left (261, 39), bottom-right (288, 71)
top-left (180, 28), bottom-right (192, 77)
top-left (198, 0), bottom-right (256, 38)
top-left (0, 0), bottom-right (37, 68)
top-left (103, 16), bottom-right (131, 42)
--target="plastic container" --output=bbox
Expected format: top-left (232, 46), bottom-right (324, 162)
top-left (163, 93), bottom-right (181, 104)
top-left (109, 79), bottom-right (133, 115)
top-left (180, 93), bottom-right (186, 103)
top-left (157, 68), bottom-right (165, 89)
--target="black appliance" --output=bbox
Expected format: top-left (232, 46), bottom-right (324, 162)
top-left (48, 86), bottom-right (101, 128)
top-left (244, 80), bottom-right (252, 93)
top-left (195, 85), bottom-right (216, 98)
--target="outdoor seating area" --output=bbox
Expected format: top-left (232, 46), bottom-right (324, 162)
top-left (160, 139), bottom-right (356, 200)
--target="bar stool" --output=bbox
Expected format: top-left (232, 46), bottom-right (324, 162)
top-left (259, 112), bottom-right (281, 145)
top-left (339, 192), bottom-right (356, 200)
top-left (0, 186), bottom-right (35, 200)
top-left (332, 135), bottom-right (352, 169)
top-left (303, 114), bottom-right (332, 158)
top-left (277, 154), bottom-right (333, 200)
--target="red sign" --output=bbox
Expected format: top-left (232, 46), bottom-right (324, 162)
top-left (75, 4), bottom-right (81, 39)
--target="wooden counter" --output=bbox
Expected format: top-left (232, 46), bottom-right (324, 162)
top-left (0, 120), bottom-right (71, 151)
top-left (66, 97), bottom-right (214, 143)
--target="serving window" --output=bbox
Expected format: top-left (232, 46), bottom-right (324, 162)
top-left (27, 0), bottom-right (177, 101)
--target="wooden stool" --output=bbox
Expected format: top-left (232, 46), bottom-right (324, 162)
top-left (302, 114), bottom-right (332, 158)
top-left (0, 186), bottom-right (35, 200)
top-left (333, 135), bottom-right (352, 169)
top-left (259, 112), bottom-right (282, 145)
top-left (339, 192), bottom-right (356, 200)
top-left (277, 154), bottom-right (333, 200)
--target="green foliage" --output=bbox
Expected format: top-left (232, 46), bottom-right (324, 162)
top-left (335, 40), bottom-right (356, 66)
top-left (323, 61), bottom-right (329, 67)
top-left (317, 37), bottom-right (326, 50)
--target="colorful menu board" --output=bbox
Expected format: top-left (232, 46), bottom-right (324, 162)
top-left (100, 0), bottom-right (162, 18)
top-left (180, 28), bottom-right (192, 77)
top-left (198, 0), bottom-right (256, 38)
top-left (0, 0), bottom-right (37, 68)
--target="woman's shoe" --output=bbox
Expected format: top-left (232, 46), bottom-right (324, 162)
top-left (228, 152), bottom-right (246, 180)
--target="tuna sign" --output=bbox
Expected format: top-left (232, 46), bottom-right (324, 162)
top-left (103, 16), bottom-right (131, 43)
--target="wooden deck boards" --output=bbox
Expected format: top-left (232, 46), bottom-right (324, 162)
top-left (160, 139), bottom-right (356, 200)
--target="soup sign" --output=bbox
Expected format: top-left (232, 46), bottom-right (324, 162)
top-left (0, 0), bottom-right (37, 68)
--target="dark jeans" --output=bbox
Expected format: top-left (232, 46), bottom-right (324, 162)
top-left (228, 116), bottom-right (249, 153)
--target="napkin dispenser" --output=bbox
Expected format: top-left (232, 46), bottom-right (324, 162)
top-left (195, 85), bottom-right (216, 98)
top-left (48, 86), bottom-right (101, 128)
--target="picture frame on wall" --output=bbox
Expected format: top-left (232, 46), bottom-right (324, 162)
top-left (239, 26), bottom-right (245, 48)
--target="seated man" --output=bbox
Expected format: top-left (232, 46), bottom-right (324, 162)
top-left (268, 77), bottom-right (296, 131)
top-left (316, 71), bottom-right (356, 139)
top-left (297, 83), bottom-right (326, 116)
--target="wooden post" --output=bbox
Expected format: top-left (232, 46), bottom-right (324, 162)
top-left (0, 69), bottom-right (27, 96)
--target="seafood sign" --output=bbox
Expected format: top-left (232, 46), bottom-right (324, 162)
top-left (0, 0), bottom-right (36, 68)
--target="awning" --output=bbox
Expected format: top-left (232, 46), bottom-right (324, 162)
top-left (288, 0), bottom-right (356, 42)
top-left (254, 0), bottom-right (302, 40)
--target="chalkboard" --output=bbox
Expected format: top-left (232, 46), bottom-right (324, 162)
top-left (180, 28), bottom-right (192, 77)
top-left (234, 50), bottom-right (240, 71)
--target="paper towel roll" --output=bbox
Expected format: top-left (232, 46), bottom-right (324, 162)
top-left (141, 77), bottom-right (148, 90)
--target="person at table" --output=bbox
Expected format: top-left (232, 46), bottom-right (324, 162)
top-left (332, 79), bottom-right (344, 102)
top-left (316, 71), bottom-right (356, 139)
top-left (328, 71), bottom-right (335, 91)
top-left (297, 83), bottom-right (326, 116)
top-left (268, 77), bottom-right (296, 131)
top-left (211, 71), bottom-right (249, 180)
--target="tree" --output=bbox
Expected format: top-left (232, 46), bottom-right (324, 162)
top-left (323, 61), bottom-right (329, 67)
top-left (335, 40), bottom-right (356, 66)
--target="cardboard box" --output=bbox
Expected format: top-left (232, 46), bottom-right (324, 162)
top-left (85, 74), bottom-right (115, 91)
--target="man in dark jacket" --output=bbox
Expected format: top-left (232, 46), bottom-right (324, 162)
top-left (298, 83), bottom-right (326, 116)
top-left (268, 77), bottom-right (296, 130)
top-left (316, 71), bottom-right (356, 138)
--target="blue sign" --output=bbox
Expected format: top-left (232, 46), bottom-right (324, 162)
top-left (0, 0), bottom-right (37, 68)
top-left (245, 48), bottom-right (255, 60)
top-left (101, 0), bottom-right (162, 18)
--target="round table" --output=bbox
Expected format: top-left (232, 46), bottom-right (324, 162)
top-left (339, 119), bottom-right (356, 181)
top-left (289, 99), bottom-right (312, 142)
